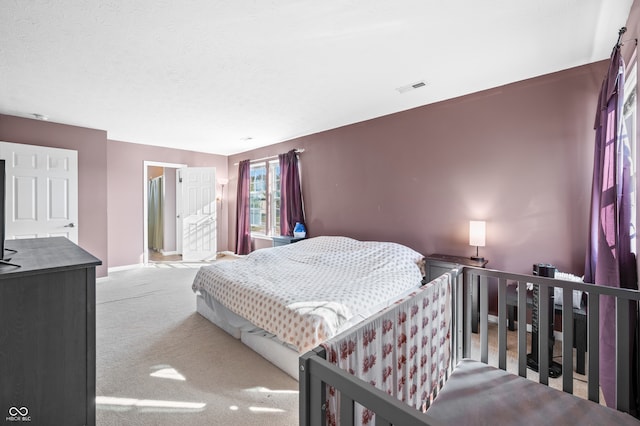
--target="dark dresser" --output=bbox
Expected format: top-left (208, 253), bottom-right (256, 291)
top-left (0, 237), bottom-right (101, 426)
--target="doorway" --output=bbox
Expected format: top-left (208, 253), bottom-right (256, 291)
top-left (143, 161), bottom-right (186, 265)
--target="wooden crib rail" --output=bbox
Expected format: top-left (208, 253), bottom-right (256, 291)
top-left (460, 267), bottom-right (640, 413)
top-left (299, 267), bottom-right (640, 425)
top-left (299, 271), bottom-right (455, 426)
top-left (299, 348), bottom-right (447, 426)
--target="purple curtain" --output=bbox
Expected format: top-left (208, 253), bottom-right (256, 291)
top-left (585, 45), bottom-right (638, 409)
top-left (235, 159), bottom-right (252, 255)
top-left (279, 150), bottom-right (305, 236)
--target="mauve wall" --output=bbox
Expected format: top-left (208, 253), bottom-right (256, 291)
top-left (229, 61), bottom-right (610, 275)
top-left (107, 140), bottom-right (228, 268)
top-left (0, 114), bottom-right (109, 276)
top-left (2, 1), bottom-right (637, 278)
top-left (0, 113), bottom-right (229, 276)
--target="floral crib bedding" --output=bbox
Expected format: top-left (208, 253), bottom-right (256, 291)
top-left (321, 273), bottom-right (451, 426)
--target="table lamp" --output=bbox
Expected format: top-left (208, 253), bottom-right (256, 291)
top-left (469, 220), bottom-right (486, 261)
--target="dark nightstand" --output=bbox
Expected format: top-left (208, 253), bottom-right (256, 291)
top-left (272, 235), bottom-right (305, 247)
top-left (425, 253), bottom-right (489, 333)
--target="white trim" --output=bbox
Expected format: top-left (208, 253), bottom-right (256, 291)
top-left (160, 250), bottom-right (180, 256)
top-left (251, 234), bottom-right (273, 241)
top-left (143, 161), bottom-right (187, 266)
top-left (107, 263), bottom-right (144, 274)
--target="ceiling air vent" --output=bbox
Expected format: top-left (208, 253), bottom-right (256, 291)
top-left (396, 80), bottom-right (428, 94)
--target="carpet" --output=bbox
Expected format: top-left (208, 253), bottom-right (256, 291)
top-left (95, 263), bottom-right (598, 425)
top-left (96, 264), bottom-right (298, 426)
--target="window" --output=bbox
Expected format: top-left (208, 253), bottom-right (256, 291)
top-left (624, 60), bottom-right (637, 255)
top-left (249, 160), bottom-right (280, 236)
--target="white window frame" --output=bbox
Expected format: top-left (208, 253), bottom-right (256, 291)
top-left (249, 159), bottom-right (280, 236)
top-left (624, 55), bottom-right (638, 265)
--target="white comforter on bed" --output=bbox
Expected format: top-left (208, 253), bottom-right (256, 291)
top-left (192, 236), bottom-right (424, 353)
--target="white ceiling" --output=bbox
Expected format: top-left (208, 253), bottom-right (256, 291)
top-left (0, 1), bottom-right (634, 156)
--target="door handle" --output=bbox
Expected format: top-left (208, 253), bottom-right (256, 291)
top-left (64, 223), bottom-right (75, 228)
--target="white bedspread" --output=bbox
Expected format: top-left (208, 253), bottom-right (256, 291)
top-left (192, 236), bottom-right (424, 353)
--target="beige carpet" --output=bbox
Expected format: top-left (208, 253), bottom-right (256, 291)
top-left (96, 263), bottom-right (298, 426)
top-left (96, 262), bottom-right (601, 425)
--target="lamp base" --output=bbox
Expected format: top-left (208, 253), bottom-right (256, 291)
top-left (470, 256), bottom-right (485, 262)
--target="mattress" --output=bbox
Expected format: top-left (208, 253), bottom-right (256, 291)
top-left (196, 276), bottom-right (431, 381)
top-left (426, 359), bottom-right (639, 425)
top-left (192, 236), bottom-right (425, 354)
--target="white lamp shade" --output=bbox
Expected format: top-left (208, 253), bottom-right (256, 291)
top-left (469, 221), bottom-right (486, 247)
top-left (218, 178), bottom-right (229, 185)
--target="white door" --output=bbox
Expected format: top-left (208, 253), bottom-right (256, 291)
top-left (177, 167), bottom-right (216, 261)
top-left (0, 141), bottom-right (78, 243)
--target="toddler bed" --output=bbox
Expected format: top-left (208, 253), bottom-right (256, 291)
top-left (300, 266), bottom-right (640, 425)
top-left (191, 236), bottom-right (426, 379)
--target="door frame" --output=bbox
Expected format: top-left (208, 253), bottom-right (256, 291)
top-left (142, 161), bottom-right (187, 265)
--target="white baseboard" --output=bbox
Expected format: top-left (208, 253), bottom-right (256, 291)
top-left (107, 263), bottom-right (144, 274)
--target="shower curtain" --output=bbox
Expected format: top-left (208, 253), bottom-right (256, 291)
top-left (148, 176), bottom-right (164, 251)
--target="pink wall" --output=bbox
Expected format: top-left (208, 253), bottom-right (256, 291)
top-left (0, 113), bottom-right (229, 276)
top-left (107, 140), bottom-right (228, 268)
top-left (229, 61), bottom-right (609, 275)
top-left (3, 1), bottom-right (637, 277)
top-left (0, 60), bottom-right (624, 277)
top-left (0, 114), bottom-right (109, 276)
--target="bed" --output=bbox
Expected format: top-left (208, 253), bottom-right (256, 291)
top-left (300, 266), bottom-right (640, 425)
top-left (191, 236), bottom-right (426, 379)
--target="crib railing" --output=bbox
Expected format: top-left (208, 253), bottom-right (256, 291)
top-left (299, 266), bottom-right (640, 425)
top-left (299, 347), bottom-right (446, 426)
top-left (299, 271), bottom-right (456, 426)
top-left (464, 267), bottom-right (640, 412)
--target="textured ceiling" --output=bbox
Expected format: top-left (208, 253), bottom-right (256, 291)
top-left (0, 0), bottom-right (634, 155)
